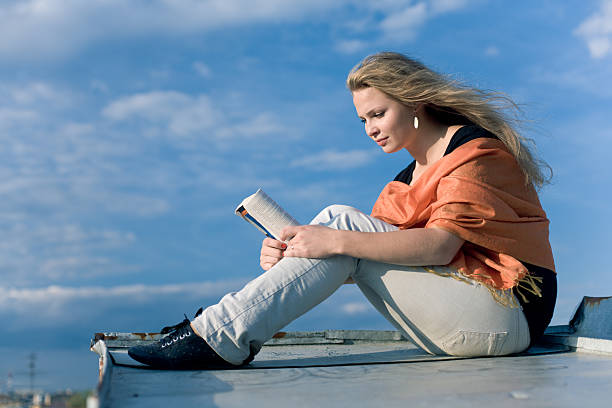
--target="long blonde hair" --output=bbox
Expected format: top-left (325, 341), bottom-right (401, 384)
top-left (346, 52), bottom-right (551, 188)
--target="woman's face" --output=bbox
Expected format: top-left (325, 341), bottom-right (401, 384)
top-left (352, 87), bottom-right (414, 154)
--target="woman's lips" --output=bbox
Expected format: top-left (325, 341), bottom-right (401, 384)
top-left (376, 137), bottom-right (389, 146)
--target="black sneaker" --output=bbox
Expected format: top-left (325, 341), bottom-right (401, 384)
top-left (128, 308), bottom-right (251, 370)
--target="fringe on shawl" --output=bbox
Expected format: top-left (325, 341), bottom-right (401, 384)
top-left (422, 266), bottom-right (544, 308)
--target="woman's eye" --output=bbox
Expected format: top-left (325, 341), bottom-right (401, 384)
top-left (360, 118), bottom-right (366, 124)
top-left (373, 111), bottom-right (384, 118)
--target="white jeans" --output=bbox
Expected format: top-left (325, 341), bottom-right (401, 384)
top-left (191, 205), bottom-right (530, 365)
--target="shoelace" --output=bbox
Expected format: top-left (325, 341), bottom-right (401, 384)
top-left (160, 307), bottom-right (203, 334)
top-left (159, 307), bottom-right (204, 349)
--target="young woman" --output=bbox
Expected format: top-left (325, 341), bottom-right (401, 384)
top-left (129, 52), bottom-right (556, 369)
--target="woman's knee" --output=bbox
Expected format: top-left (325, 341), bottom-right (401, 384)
top-left (322, 205), bottom-right (367, 230)
top-left (322, 204), bottom-right (359, 217)
top-left (311, 204), bottom-right (360, 224)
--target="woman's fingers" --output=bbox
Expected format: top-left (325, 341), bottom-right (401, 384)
top-left (260, 253), bottom-right (282, 270)
top-left (260, 238), bottom-right (287, 270)
top-left (280, 225), bottom-right (301, 242)
top-left (260, 256), bottom-right (281, 270)
top-left (261, 242), bottom-right (286, 256)
top-left (263, 237), bottom-right (287, 250)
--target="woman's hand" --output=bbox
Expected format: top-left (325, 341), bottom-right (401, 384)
top-left (260, 238), bottom-right (287, 271)
top-left (280, 225), bottom-right (341, 259)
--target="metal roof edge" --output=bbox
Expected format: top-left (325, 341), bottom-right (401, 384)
top-left (87, 295), bottom-right (612, 406)
top-left (569, 296), bottom-right (612, 339)
top-left (266, 329), bottom-right (407, 345)
top-left (540, 333), bottom-right (612, 355)
top-left (537, 295), bottom-right (612, 354)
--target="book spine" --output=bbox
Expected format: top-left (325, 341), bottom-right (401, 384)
top-left (237, 206), bottom-right (276, 239)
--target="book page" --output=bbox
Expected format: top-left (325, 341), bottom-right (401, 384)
top-left (235, 189), bottom-right (299, 240)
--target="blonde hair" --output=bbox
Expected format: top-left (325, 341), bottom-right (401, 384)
top-left (347, 52), bottom-right (551, 188)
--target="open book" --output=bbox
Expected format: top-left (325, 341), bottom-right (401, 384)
top-left (235, 189), bottom-right (300, 241)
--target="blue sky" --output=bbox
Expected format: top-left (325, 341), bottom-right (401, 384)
top-left (1, 0), bottom-right (611, 392)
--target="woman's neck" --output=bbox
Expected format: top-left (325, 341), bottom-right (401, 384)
top-left (407, 122), bottom-right (463, 186)
top-left (407, 113), bottom-right (451, 164)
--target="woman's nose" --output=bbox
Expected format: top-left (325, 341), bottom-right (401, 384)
top-left (365, 123), bottom-right (379, 138)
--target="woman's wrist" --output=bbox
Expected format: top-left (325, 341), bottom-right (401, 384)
top-left (333, 229), bottom-right (354, 257)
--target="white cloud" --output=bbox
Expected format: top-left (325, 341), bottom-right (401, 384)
top-left (430, 0), bottom-right (469, 13)
top-left (91, 79), bottom-right (109, 93)
top-left (276, 181), bottom-right (360, 212)
top-left (193, 61), bottom-right (212, 78)
top-left (0, 0), bottom-right (476, 61)
top-left (215, 112), bottom-right (285, 140)
top-left (587, 37), bottom-right (610, 58)
top-left (0, 80), bottom-right (302, 288)
top-left (103, 90), bottom-right (286, 142)
top-left (59, 122), bottom-right (95, 137)
top-left (337, 0), bottom-right (473, 48)
top-left (0, 223), bottom-right (138, 284)
top-left (528, 62), bottom-right (612, 98)
top-left (0, 280), bottom-right (244, 309)
top-left (0, 99), bottom-right (174, 219)
top-left (336, 39), bottom-right (368, 54)
top-left (0, 86), bottom-right (177, 283)
top-left (574, 0), bottom-right (612, 58)
top-left (341, 301), bottom-right (371, 315)
top-left (103, 91), bottom-right (191, 121)
top-left (0, 107), bottom-right (38, 126)
top-left (0, 81), bottom-right (73, 121)
top-left (0, 279), bottom-right (250, 329)
top-left (11, 82), bottom-right (62, 104)
top-left (380, 2), bottom-right (428, 42)
top-left (484, 45), bottom-right (500, 57)
top-left (290, 149), bottom-right (377, 170)
top-left (103, 91), bottom-right (220, 143)
top-left (378, 0), bottom-right (474, 42)
top-left (0, 0), bottom-right (342, 60)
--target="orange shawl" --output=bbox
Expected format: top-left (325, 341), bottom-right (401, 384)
top-left (371, 138), bottom-right (555, 291)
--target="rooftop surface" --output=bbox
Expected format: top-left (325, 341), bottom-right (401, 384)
top-left (89, 297), bottom-right (612, 408)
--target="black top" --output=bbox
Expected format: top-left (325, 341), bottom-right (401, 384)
top-left (393, 125), bottom-right (556, 346)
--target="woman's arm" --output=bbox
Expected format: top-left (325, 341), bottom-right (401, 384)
top-left (281, 225), bottom-right (464, 266)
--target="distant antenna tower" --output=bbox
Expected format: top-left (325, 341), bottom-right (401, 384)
top-left (6, 371), bottom-right (13, 393)
top-left (28, 353), bottom-right (36, 392)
